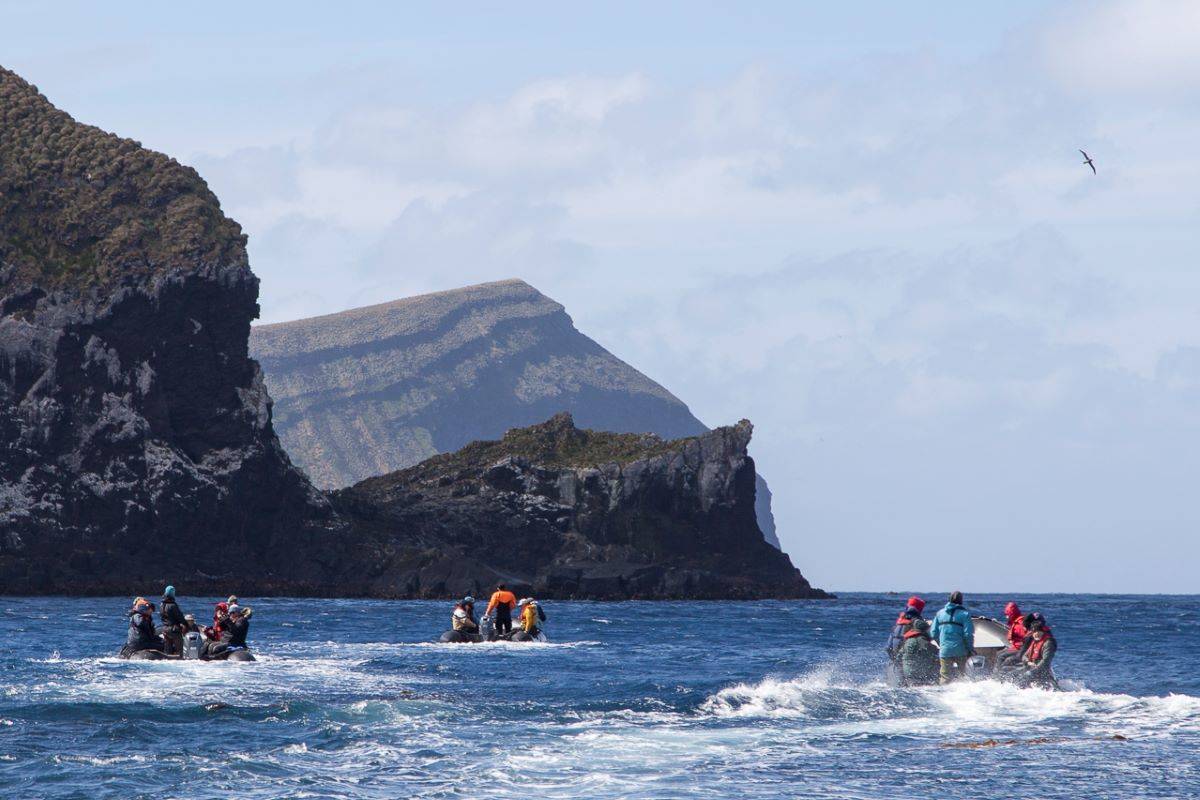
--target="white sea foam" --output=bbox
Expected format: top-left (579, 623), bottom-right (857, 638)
top-left (699, 668), bottom-right (1200, 740)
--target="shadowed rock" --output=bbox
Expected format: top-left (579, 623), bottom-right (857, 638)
top-left (332, 412), bottom-right (828, 599)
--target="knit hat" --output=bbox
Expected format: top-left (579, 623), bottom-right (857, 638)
top-left (184, 614), bottom-right (195, 622)
top-left (228, 604), bottom-right (242, 616)
top-left (226, 595), bottom-right (238, 606)
top-left (164, 585), bottom-right (176, 598)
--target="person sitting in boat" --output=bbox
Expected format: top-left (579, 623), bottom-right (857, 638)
top-left (930, 591), bottom-right (974, 684)
top-left (486, 584), bottom-right (518, 635)
top-left (121, 598), bottom-right (162, 657)
top-left (203, 601), bottom-right (230, 641)
top-left (205, 604), bottom-right (252, 657)
top-left (885, 596), bottom-right (926, 664)
top-left (1014, 616), bottom-right (1057, 688)
top-left (1003, 602), bottom-right (1027, 650)
top-left (517, 598), bottom-right (547, 637)
top-left (159, 585), bottom-right (187, 657)
top-left (996, 603), bottom-right (1029, 670)
top-left (182, 614), bottom-right (200, 633)
top-left (452, 596), bottom-right (479, 635)
top-left (898, 618), bottom-right (939, 686)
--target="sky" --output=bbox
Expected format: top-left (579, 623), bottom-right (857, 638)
top-left (4, 1), bottom-right (1199, 593)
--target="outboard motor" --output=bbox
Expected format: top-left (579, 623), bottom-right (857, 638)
top-left (965, 654), bottom-right (989, 680)
top-left (479, 614), bottom-right (496, 642)
top-left (182, 631), bottom-right (204, 660)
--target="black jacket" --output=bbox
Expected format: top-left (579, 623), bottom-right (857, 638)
top-left (220, 616), bottom-right (250, 647)
top-left (126, 612), bottom-right (160, 650)
top-left (160, 597), bottom-right (186, 629)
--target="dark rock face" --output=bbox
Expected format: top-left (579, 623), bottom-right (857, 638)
top-left (0, 66), bottom-right (337, 594)
top-left (0, 65), bottom-right (818, 599)
top-left (250, 279), bottom-right (784, 550)
top-left (332, 413), bottom-right (827, 599)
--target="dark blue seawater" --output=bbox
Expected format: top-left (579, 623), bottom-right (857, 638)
top-left (1, 593), bottom-right (1198, 799)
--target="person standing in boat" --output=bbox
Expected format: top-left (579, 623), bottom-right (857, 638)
top-left (485, 584), bottom-right (518, 635)
top-left (885, 596), bottom-right (926, 664)
top-left (929, 591), bottom-right (974, 684)
top-left (158, 585), bottom-right (187, 656)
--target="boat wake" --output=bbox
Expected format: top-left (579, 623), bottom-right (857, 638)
top-left (698, 667), bottom-right (1200, 740)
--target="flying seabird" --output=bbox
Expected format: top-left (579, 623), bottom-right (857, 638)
top-left (1079, 149), bottom-right (1096, 175)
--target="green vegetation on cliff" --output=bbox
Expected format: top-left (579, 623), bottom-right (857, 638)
top-left (0, 66), bottom-right (246, 292)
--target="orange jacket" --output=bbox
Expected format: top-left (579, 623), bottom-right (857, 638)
top-left (486, 590), bottom-right (517, 616)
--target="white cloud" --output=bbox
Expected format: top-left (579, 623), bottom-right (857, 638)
top-left (1041, 0), bottom-right (1200, 94)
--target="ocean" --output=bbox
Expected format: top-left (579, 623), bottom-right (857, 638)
top-left (1, 593), bottom-right (1197, 799)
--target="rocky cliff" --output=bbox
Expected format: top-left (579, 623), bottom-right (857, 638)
top-left (0, 65), bottom-right (817, 598)
top-left (250, 281), bottom-right (782, 549)
top-left (332, 413), bottom-right (826, 598)
top-left (0, 66), bottom-right (340, 594)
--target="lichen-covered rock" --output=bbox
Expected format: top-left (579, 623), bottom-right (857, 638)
top-left (332, 413), bottom-right (828, 599)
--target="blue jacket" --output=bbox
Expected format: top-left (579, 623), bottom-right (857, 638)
top-left (929, 603), bottom-right (974, 658)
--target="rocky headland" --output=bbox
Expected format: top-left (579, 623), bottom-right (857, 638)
top-left (250, 280), bottom-right (783, 549)
top-left (0, 65), bottom-right (824, 598)
top-left (332, 413), bottom-right (825, 598)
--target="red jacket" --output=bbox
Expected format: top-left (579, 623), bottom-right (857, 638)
top-left (1004, 603), bottom-right (1026, 650)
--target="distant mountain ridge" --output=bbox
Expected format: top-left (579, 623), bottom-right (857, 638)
top-left (250, 279), bottom-right (782, 549)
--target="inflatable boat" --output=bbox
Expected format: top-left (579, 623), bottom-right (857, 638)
top-left (118, 631), bottom-right (256, 661)
top-left (886, 616), bottom-right (1058, 688)
top-left (438, 615), bottom-right (547, 643)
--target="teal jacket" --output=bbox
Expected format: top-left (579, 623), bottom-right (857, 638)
top-left (929, 603), bottom-right (974, 658)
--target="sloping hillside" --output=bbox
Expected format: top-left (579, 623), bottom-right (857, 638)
top-left (250, 279), bottom-right (782, 548)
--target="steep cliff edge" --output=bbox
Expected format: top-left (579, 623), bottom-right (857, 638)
top-left (0, 66), bottom-right (816, 598)
top-left (250, 280), bottom-right (783, 549)
top-left (332, 413), bottom-right (826, 599)
top-left (0, 66), bottom-right (338, 593)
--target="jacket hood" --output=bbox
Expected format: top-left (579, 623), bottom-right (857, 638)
top-left (1004, 602), bottom-right (1021, 621)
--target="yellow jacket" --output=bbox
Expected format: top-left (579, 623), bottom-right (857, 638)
top-left (520, 604), bottom-right (538, 632)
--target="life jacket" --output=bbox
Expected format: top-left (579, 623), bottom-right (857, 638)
top-left (902, 628), bottom-right (927, 640)
top-left (1007, 618), bottom-right (1027, 650)
top-left (520, 604), bottom-right (540, 633)
top-left (894, 611), bottom-right (915, 626)
top-left (1026, 630), bottom-right (1053, 663)
top-left (452, 605), bottom-right (477, 631)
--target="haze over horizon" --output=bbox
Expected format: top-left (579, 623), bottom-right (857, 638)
top-left (5, 0), bottom-right (1198, 594)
